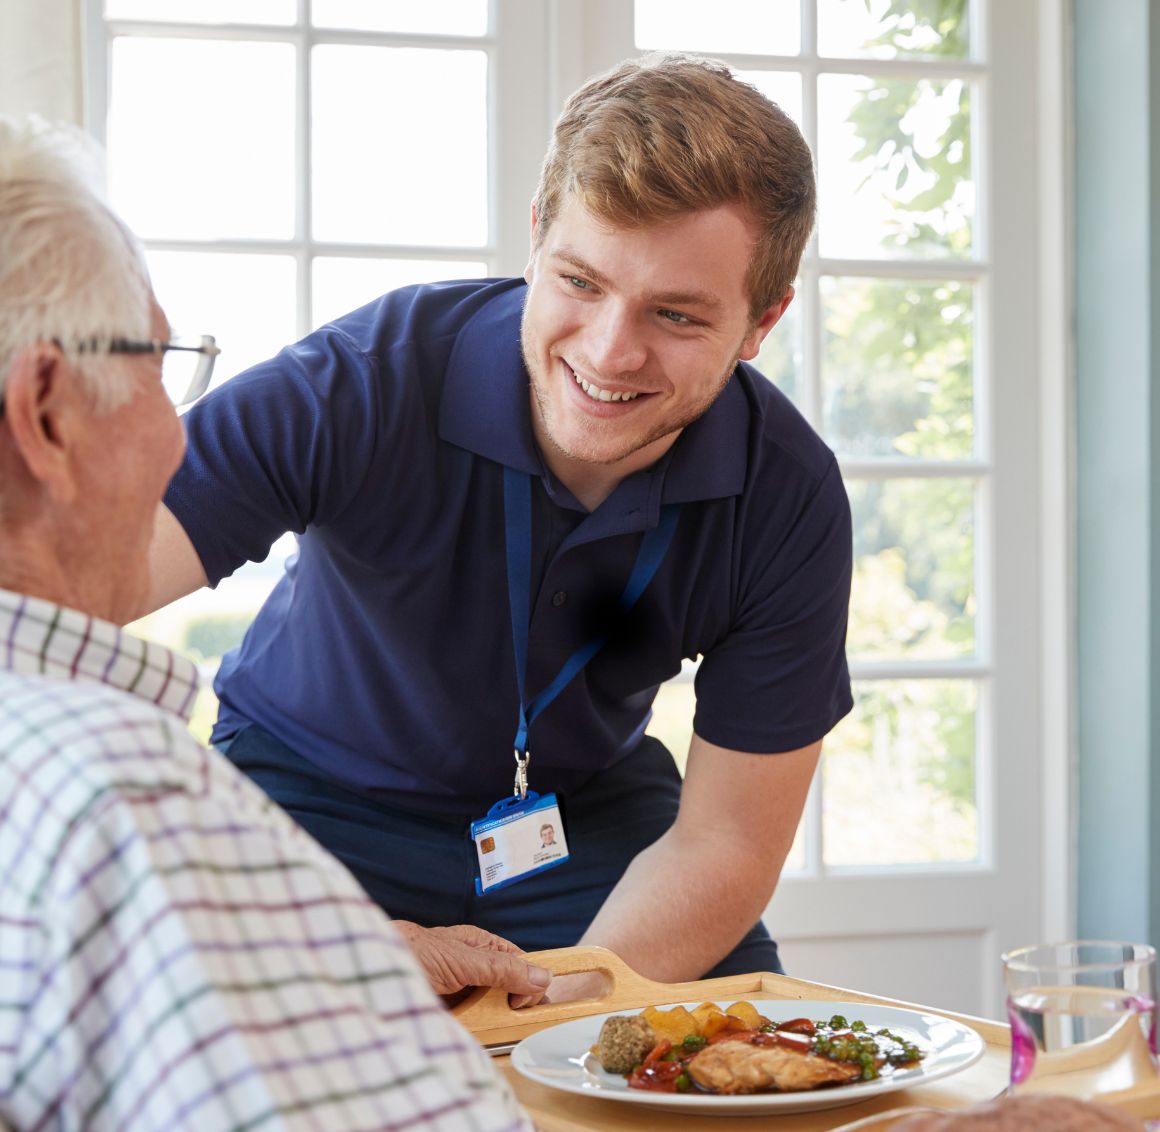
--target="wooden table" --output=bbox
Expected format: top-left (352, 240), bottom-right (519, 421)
top-left (453, 947), bottom-right (1160, 1131)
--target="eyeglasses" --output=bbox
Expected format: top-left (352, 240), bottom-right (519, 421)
top-left (0, 333), bottom-right (218, 418)
top-left (77, 334), bottom-right (221, 407)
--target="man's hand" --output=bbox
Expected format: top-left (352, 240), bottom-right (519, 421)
top-left (393, 921), bottom-right (552, 1005)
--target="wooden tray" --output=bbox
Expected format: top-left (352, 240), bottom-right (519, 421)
top-left (451, 945), bottom-right (1010, 1051)
top-left (455, 947), bottom-right (1160, 1128)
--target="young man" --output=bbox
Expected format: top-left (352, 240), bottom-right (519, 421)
top-left (147, 53), bottom-right (853, 989)
top-left (0, 114), bottom-right (533, 1130)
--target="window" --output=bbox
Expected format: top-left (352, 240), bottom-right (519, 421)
top-left (595, 0), bottom-right (1056, 1015)
top-left (101, 0), bottom-right (991, 861)
top-left (632, 0), bottom-right (985, 870)
top-left (91, 0), bottom-right (521, 736)
top-left (91, 0), bottom-right (1060, 1013)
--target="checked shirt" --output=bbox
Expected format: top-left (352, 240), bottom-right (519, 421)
top-left (0, 589), bottom-right (531, 1132)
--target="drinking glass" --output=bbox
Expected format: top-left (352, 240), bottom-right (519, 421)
top-left (1002, 941), bottom-right (1158, 1099)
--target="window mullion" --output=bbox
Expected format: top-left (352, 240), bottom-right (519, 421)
top-left (296, 2), bottom-right (311, 338)
top-left (492, 0), bottom-right (552, 275)
top-left (82, 0), bottom-right (109, 139)
top-left (800, 0), bottom-right (817, 56)
top-left (800, 2), bottom-right (822, 433)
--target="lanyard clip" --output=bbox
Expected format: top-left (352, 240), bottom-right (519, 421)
top-left (513, 749), bottom-right (530, 800)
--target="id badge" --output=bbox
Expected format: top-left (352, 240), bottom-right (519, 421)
top-left (471, 790), bottom-right (569, 895)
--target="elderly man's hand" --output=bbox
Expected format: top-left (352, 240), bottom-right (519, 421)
top-left (393, 921), bottom-right (552, 1005)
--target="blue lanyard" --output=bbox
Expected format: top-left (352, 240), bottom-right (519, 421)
top-left (503, 466), bottom-right (680, 795)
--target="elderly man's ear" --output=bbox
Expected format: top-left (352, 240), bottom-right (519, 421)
top-left (2, 343), bottom-right (87, 504)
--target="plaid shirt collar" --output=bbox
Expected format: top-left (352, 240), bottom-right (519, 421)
top-left (0, 587), bottom-right (199, 722)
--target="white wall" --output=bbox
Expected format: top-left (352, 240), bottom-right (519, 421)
top-left (0, 0), bottom-right (83, 124)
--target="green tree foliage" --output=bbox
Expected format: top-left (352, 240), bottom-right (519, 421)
top-left (824, 680), bottom-right (977, 864)
top-left (860, 0), bottom-right (969, 57)
top-left (826, 0), bottom-right (977, 821)
top-left (182, 613), bottom-right (253, 663)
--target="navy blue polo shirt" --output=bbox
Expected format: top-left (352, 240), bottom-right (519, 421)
top-left (165, 278), bottom-right (853, 816)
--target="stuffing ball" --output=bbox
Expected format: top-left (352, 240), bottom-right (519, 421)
top-left (595, 1014), bottom-right (656, 1074)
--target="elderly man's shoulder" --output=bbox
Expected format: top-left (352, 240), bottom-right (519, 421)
top-left (0, 666), bottom-right (365, 909)
top-left (0, 667), bottom-right (218, 819)
top-left (1, 666), bottom-right (195, 761)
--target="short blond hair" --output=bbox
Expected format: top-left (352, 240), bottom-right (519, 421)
top-left (533, 53), bottom-right (816, 321)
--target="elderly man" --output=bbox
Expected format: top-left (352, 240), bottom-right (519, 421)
top-left (0, 115), bottom-right (535, 1130)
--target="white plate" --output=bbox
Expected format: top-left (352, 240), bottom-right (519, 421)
top-left (510, 999), bottom-right (986, 1116)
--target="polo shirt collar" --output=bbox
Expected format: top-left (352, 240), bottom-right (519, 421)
top-left (438, 281), bottom-right (751, 520)
top-left (439, 284), bottom-right (541, 476)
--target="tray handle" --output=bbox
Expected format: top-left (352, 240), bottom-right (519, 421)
top-left (451, 945), bottom-right (772, 1036)
top-left (451, 946), bottom-right (659, 1030)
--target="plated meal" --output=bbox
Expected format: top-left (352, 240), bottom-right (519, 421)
top-left (593, 1000), bottom-right (924, 1095)
top-left (510, 999), bottom-right (987, 1117)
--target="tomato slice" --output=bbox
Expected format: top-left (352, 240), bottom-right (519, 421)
top-left (641, 1039), bottom-right (672, 1068)
top-left (627, 1058), bottom-right (685, 1092)
top-left (627, 1040), bottom-right (693, 1093)
top-left (775, 1017), bottom-right (816, 1035)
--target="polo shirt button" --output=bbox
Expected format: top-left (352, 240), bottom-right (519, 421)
top-left (552, 591), bottom-right (568, 607)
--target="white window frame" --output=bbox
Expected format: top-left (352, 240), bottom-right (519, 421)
top-left (73, 0), bottom-right (1074, 1012)
top-left (569, 0), bottom-right (1072, 1013)
top-left (81, 0), bottom-right (555, 337)
top-left (582, 0), bottom-right (998, 872)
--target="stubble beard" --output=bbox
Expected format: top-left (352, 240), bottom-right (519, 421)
top-left (521, 328), bottom-right (739, 470)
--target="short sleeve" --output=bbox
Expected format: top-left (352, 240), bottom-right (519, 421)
top-left (693, 457), bottom-right (854, 753)
top-left (163, 326), bottom-right (385, 587)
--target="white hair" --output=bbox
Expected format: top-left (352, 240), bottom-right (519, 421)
top-left (0, 115), bottom-right (153, 412)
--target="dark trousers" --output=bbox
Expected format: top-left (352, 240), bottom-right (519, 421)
top-left (219, 723), bottom-right (783, 978)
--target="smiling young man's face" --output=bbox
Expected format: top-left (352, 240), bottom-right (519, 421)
top-left (520, 197), bottom-right (791, 507)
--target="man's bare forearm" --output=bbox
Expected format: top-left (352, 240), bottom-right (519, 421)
top-left (134, 504), bottom-right (210, 621)
top-left (577, 824), bottom-right (783, 982)
top-left (575, 737), bottom-right (821, 985)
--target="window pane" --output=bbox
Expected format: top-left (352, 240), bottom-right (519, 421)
top-left (735, 70), bottom-right (803, 128)
top-left (847, 478), bottom-right (975, 660)
top-left (823, 679), bottom-right (978, 865)
top-left (312, 0), bottom-right (488, 35)
top-left (312, 258), bottom-right (488, 329)
top-left (818, 0), bottom-right (972, 60)
top-left (822, 276), bottom-right (974, 459)
top-left (646, 677), bottom-right (695, 775)
top-left (783, 820), bottom-right (806, 873)
top-left (145, 251), bottom-right (297, 392)
top-left (108, 38), bottom-right (295, 240)
top-left (105, 0), bottom-right (294, 24)
top-left (635, 0), bottom-right (799, 56)
top-left (312, 46), bottom-right (488, 247)
top-left (754, 293), bottom-right (801, 406)
top-left (818, 74), bottom-right (974, 260)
